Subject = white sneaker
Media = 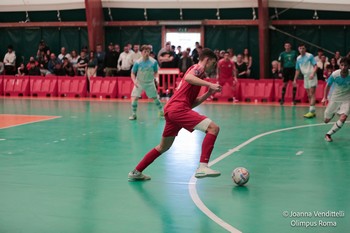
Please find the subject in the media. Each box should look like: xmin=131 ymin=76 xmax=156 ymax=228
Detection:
xmin=195 ymin=166 xmax=221 ymax=178
xmin=128 ymin=170 xmax=151 ymax=181
xmin=128 ymin=114 xmax=137 ymax=120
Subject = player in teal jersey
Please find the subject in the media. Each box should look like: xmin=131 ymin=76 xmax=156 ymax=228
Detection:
xmin=294 ymin=44 xmax=318 ymax=118
xmin=322 ymin=57 xmax=350 ymax=142
xmin=129 ymin=45 xmax=163 ymax=120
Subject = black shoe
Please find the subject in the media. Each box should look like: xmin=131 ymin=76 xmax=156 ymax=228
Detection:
xmin=292 ymin=100 xmax=297 ymax=105
xmin=280 ymin=100 xmax=284 ymax=105
xmin=325 ymin=134 xmax=333 ymax=142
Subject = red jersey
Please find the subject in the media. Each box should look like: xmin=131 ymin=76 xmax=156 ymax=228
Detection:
xmin=164 ymin=64 xmax=206 ymax=114
xmin=218 ymin=59 xmax=235 ymax=80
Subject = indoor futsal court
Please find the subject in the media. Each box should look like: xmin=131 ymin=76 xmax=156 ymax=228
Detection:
xmin=0 ymin=97 xmax=349 ymax=233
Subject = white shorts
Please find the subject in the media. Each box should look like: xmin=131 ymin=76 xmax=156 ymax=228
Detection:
xmin=304 ymin=76 xmax=318 ymax=89
xmin=324 ymin=101 xmax=350 ymax=119
xmin=131 ymin=81 xmax=158 ymax=98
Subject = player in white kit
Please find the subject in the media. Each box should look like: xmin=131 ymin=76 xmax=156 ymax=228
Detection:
xmin=322 ymin=57 xmax=350 ymax=142
xmin=129 ymin=45 xmax=164 ymax=120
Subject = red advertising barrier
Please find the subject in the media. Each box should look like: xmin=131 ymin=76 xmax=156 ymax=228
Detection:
xmin=158 ymin=68 xmax=180 ymax=96
xmin=274 ymin=79 xmax=308 ymax=103
xmin=3 ymin=75 xmax=30 ymax=96
xmin=58 ymin=76 xmax=87 ymax=97
xmin=315 ymin=80 xmax=326 ymax=103
xmin=239 ymin=79 xmax=257 ymax=102
xmin=117 ymin=76 xmax=133 ymax=98
xmin=30 ymin=76 xmax=58 ymax=97
xmin=0 ymin=75 xmax=3 ymax=96
xmin=90 ymin=77 xmax=118 ymax=98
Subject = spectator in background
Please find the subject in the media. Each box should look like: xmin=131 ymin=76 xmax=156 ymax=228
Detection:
xmin=26 ymin=56 xmax=39 ymax=71
xmin=214 ymin=49 xmax=220 ymax=60
xmin=191 ymin=41 xmax=200 ymax=63
xmin=117 ymin=44 xmax=133 ymax=76
xmin=28 ymin=60 xmax=41 ymax=76
xmin=39 ymin=54 xmax=50 ymax=76
xmin=316 ymin=55 xmax=330 ymax=81
xmin=176 ymin=46 xmax=182 ymax=57
xmin=329 ymin=57 xmax=339 ymax=72
xmin=77 ymin=50 xmax=88 ymax=76
xmin=86 ymin=51 xmax=98 ymax=80
xmin=314 ymin=49 xmax=328 ymax=63
xmin=53 ymin=63 xmax=65 ymax=76
xmin=114 ymin=44 xmax=121 ymax=54
xmin=334 ymin=51 xmax=342 ymax=66
xmin=235 ymin=54 xmax=248 ymax=78
xmin=192 ymin=45 xmax=202 ymax=64
xmin=242 ymin=48 xmax=252 ymax=77
xmin=227 ymin=48 xmax=237 ymax=63
xmin=0 ymin=59 xmax=4 ymax=74
xmin=62 ymin=57 xmax=74 ymax=77
xmin=104 ymin=43 xmax=119 ymax=76
xmin=58 ymin=47 xmax=72 ymax=62
xmin=37 ymin=40 xmax=50 ymax=55
xmin=4 ymin=45 xmax=16 ymax=75
xmin=171 ymin=45 xmax=180 ymax=68
xmin=17 ymin=63 xmax=28 ymax=76
xmin=70 ymin=50 xmax=80 ymax=69
xmin=47 ymin=53 xmax=61 ymax=74
xmin=95 ymin=44 xmax=105 ymax=77
xmin=271 ymin=60 xmax=281 ymax=79
xmin=157 ymin=42 xmax=173 ymax=68
xmin=178 ymin=50 xmax=193 ymax=75
xmin=219 ymin=50 xmax=225 ymax=60
xmin=130 ymin=44 xmax=142 ymax=65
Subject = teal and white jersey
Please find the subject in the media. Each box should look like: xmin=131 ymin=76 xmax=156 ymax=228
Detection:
xmin=327 ymin=69 xmax=350 ymax=102
xmin=132 ymin=57 xmax=159 ymax=83
xmin=295 ymin=52 xmax=317 ymax=78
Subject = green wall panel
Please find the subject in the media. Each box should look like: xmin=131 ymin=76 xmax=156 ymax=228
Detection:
xmin=104 ymin=27 xmax=161 ymax=54
xmin=205 ymin=26 xmax=259 ymax=78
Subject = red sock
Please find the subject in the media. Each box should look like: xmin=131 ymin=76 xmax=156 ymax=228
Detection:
xmin=200 ymin=133 xmax=217 ymax=163
xmin=135 ymin=148 xmax=161 ymax=172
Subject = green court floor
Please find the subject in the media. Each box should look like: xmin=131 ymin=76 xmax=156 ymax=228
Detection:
xmin=0 ymin=98 xmax=349 ymax=233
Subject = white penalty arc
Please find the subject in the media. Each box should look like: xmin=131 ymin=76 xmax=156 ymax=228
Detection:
xmin=189 ymin=122 xmax=338 ymax=233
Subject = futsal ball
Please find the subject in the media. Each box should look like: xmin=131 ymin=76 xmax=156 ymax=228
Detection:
xmin=232 ymin=167 xmax=250 ymax=186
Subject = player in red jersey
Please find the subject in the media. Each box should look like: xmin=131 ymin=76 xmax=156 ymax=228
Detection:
xmin=217 ymin=51 xmax=238 ymax=101
xmin=128 ymin=48 xmax=222 ymax=181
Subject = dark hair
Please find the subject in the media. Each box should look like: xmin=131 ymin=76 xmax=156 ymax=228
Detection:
xmin=298 ymin=43 xmax=306 ymax=48
xmin=339 ymin=57 xmax=350 ymax=66
xmin=199 ymin=48 xmax=217 ymax=61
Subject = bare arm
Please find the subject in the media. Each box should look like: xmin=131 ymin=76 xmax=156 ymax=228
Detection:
xmin=184 ymin=74 xmax=222 ymax=108
xmin=322 ymin=84 xmax=331 ymax=104
xmin=309 ymin=65 xmax=318 ymax=80
xmin=192 ymin=89 xmax=216 ymax=108
xmin=293 ymin=69 xmax=300 ymax=83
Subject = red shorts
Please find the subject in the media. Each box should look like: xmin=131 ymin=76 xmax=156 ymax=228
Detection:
xmin=218 ymin=79 xmax=234 ymax=87
xmin=162 ymin=109 xmax=207 ymax=137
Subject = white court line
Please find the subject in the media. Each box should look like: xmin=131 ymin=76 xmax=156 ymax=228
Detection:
xmin=189 ymin=122 xmax=343 ymax=233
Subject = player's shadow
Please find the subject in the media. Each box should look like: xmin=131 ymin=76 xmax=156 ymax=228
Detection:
xmin=129 ymin=181 xmax=176 ymax=233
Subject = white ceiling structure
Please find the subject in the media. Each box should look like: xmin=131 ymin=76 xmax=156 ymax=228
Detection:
xmin=0 ymin=0 xmax=349 ymax=12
